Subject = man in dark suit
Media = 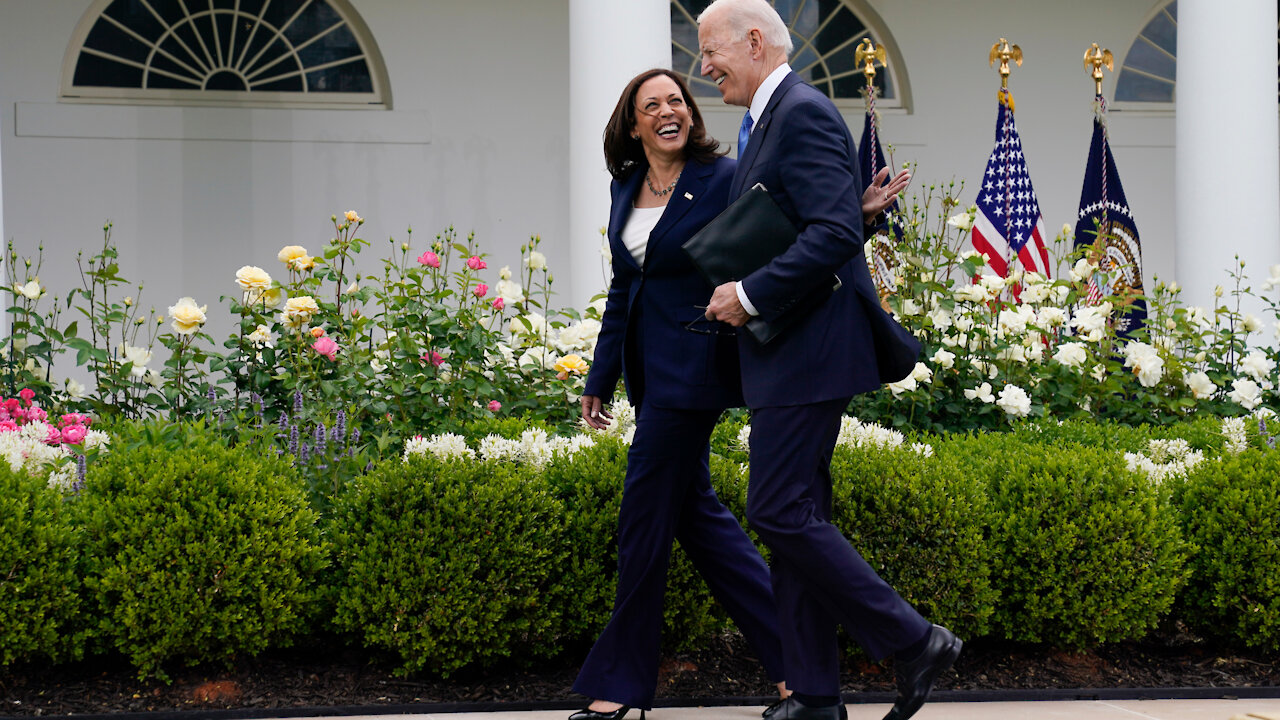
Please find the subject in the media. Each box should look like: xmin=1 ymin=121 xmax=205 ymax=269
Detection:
xmin=697 ymin=2 xmax=961 ymax=720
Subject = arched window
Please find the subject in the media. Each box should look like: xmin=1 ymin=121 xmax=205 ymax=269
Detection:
xmin=1115 ymin=0 xmax=1280 ymax=105
xmin=670 ymin=0 xmax=910 ymax=110
xmin=61 ymin=0 xmax=391 ymax=109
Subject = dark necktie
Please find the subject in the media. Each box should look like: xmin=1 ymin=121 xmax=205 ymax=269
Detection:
xmin=738 ymin=111 xmax=754 ymax=156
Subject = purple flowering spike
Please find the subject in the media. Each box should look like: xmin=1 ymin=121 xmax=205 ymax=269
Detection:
xmin=289 ymin=425 xmax=300 ymax=456
xmin=293 ymin=391 xmax=304 ymax=414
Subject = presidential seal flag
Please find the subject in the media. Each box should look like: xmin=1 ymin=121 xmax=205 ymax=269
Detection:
xmin=1074 ymin=111 xmax=1147 ymax=336
xmin=858 ymin=102 xmax=903 ymax=299
xmin=970 ymin=89 xmax=1052 ymax=282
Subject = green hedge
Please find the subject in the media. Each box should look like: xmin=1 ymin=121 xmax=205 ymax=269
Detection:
xmin=948 ymin=435 xmax=1190 ymax=647
xmin=0 ymin=466 xmax=86 ymax=665
xmin=5 ymin=413 xmax=1276 ymax=678
xmin=76 ymin=435 xmax=325 ymax=680
xmin=830 ymin=444 xmax=998 ymax=641
xmin=327 ymin=454 xmax=569 ymax=676
xmin=1177 ymin=449 xmax=1280 ymax=650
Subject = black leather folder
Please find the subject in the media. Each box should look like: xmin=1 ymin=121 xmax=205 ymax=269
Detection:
xmin=682 ymin=184 xmax=839 ymax=344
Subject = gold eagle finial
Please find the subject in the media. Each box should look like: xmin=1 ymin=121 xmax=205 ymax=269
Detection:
xmin=1083 ymin=43 xmax=1115 ymax=96
xmin=989 ymin=38 xmax=1023 ymax=90
xmin=855 ymin=38 xmax=887 ymax=84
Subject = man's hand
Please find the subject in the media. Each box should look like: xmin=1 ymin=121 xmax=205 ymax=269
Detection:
xmin=705 ymin=282 xmax=750 ymax=327
xmin=580 ymin=395 xmax=613 ymax=430
xmin=862 ymin=166 xmax=912 ymax=219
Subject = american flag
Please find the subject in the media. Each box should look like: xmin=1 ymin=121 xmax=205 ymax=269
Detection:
xmin=971 ymin=90 xmax=1052 ymax=281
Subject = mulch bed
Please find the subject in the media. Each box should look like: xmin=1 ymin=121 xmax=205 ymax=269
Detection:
xmin=3 ymin=630 xmax=1278 ymax=717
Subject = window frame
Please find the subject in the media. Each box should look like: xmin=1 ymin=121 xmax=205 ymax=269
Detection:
xmin=59 ymin=0 xmax=393 ymax=110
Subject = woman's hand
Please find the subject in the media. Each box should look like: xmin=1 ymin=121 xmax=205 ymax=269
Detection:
xmin=580 ymin=395 xmax=614 ymax=430
xmin=862 ymin=166 xmax=912 ymax=219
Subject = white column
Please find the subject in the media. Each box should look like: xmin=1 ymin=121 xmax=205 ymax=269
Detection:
xmin=1175 ymin=0 xmax=1280 ymax=315
xmin=568 ymin=0 xmax=671 ymax=306
xmin=0 ymin=112 xmax=6 ymax=340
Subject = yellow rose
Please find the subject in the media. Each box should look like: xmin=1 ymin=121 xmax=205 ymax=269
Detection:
xmin=247 ymin=286 xmax=286 ymax=309
xmin=553 ymin=354 xmax=589 ymax=375
xmin=344 ymin=210 xmax=363 ymax=224
xmin=278 ymin=245 xmax=308 ymax=265
xmin=290 ymin=254 xmax=316 ymax=272
xmin=283 ymin=295 xmax=320 ymax=321
xmin=168 ymin=296 xmax=208 ymax=335
xmin=235 ymin=265 xmax=272 ymax=291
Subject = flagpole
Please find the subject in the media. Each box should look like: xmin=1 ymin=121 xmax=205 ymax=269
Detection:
xmin=990 ymin=39 xmax=1022 ymax=274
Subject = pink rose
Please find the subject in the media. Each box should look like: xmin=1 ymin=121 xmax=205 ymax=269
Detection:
xmin=492 ymin=297 xmax=505 ymax=311
xmin=474 ymin=283 xmax=488 ymax=298
xmin=422 ymin=351 xmax=445 ymax=367
xmin=18 ymin=388 xmax=34 ymax=404
xmin=488 ymin=400 xmax=502 ymax=412
xmin=0 ymin=420 xmax=17 ymax=433
xmin=312 ymin=336 xmax=339 ymax=361
xmin=44 ymin=426 xmax=62 ymax=445
xmin=3 ymin=399 xmax=20 ymax=414
xmin=61 ymin=424 xmax=87 ymax=445
xmin=418 ymin=251 xmax=440 ymax=268
xmin=60 ymin=413 xmax=91 ymax=427
xmin=466 ymin=256 xmax=487 ymax=270
xmin=27 ymin=407 xmax=47 ymax=423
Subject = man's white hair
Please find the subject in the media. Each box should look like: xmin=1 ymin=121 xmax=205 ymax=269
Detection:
xmin=698 ymin=0 xmax=794 ymax=55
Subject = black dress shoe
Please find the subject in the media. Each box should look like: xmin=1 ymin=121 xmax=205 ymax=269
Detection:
xmin=569 ymin=706 xmax=643 ymax=720
xmin=882 ymin=625 xmax=962 ymax=720
xmin=762 ymin=697 xmax=846 ymax=720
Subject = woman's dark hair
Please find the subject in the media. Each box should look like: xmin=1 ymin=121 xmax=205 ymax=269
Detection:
xmin=603 ymin=68 xmax=725 ymax=181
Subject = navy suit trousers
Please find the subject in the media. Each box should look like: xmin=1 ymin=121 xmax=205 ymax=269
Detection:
xmin=573 ymin=403 xmax=784 ymax=708
xmin=746 ymin=399 xmax=931 ymax=696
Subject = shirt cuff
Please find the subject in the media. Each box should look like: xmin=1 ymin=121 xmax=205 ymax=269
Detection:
xmin=735 ymin=281 xmax=760 ymax=317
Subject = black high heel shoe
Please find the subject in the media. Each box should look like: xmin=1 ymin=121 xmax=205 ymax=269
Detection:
xmin=569 ymin=705 xmax=644 ymax=720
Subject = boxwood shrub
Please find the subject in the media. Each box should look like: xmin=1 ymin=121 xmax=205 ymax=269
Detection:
xmin=0 ymin=467 xmax=86 ymax=665
xmin=954 ymin=435 xmax=1189 ymax=647
xmin=77 ymin=435 xmax=325 ymax=679
xmin=1176 ymin=449 xmax=1280 ymax=650
xmin=328 ymin=454 xmax=569 ymax=676
xmin=830 ymin=444 xmax=998 ymax=642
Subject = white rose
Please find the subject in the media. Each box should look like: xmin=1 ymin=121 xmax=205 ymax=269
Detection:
xmin=1020 ymin=282 xmax=1050 ymax=304
xmin=1053 ymin=342 xmax=1087 ymax=369
xmin=499 ymin=265 xmax=513 ymax=281
xmin=1037 ymin=306 xmax=1067 ymax=328
xmin=118 ymin=343 xmax=152 ymax=376
xmin=900 ymin=299 xmax=921 ymax=317
xmin=65 ymin=378 xmax=87 ymax=399
xmin=144 ymin=368 xmax=164 ymax=388
xmin=1184 ymin=371 xmax=1217 ymax=400
xmin=955 ymin=284 xmax=989 ymax=304
xmin=1240 ymin=350 xmax=1275 ymax=381
xmin=1228 ymin=377 xmax=1263 ymax=410
xmin=1091 ymin=363 xmax=1108 ymax=382
xmin=946 ymin=211 xmax=973 ymax=231
xmin=930 ymin=348 xmax=955 ymax=369
xmin=997 ymin=384 xmax=1031 ymax=418
xmin=910 ymin=362 xmax=933 ymax=383
xmin=1243 ymin=314 xmax=1264 ymax=334
xmin=525 ymin=251 xmax=547 ymax=271
xmin=509 ymin=312 xmax=546 ymax=337
xmin=248 ymin=324 xmax=274 ymax=348
xmin=886 ymin=375 xmax=918 ymax=397
xmin=927 ymin=308 xmax=953 ymax=331
xmin=14 ymin=280 xmax=41 ymax=300
xmin=1070 ymin=258 xmax=1097 ymax=284
xmin=979 ymin=274 xmax=1007 ymax=296
xmin=964 ymin=382 xmax=995 ymax=404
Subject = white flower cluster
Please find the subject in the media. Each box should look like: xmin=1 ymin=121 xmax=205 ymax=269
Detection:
xmin=1123 ymin=438 xmax=1204 ymax=483
xmin=1221 ymin=416 xmax=1249 ymax=455
xmin=1122 ymin=341 xmax=1164 ymax=388
xmin=403 ymin=432 xmax=474 ymax=461
xmin=583 ymin=398 xmax=637 ymax=445
xmin=478 ymin=429 xmax=596 ymax=467
xmin=403 ymin=429 xmax=597 ymax=467
xmin=0 ymin=422 xmax=110 ymax=491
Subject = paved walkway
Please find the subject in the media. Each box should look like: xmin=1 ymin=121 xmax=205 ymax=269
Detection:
xmin=247 ymin=702 xmax=1280 ymax=720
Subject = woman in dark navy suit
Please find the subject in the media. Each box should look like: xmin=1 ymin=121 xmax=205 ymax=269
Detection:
xmin=569 ymin=69 xmax=786 ymax=720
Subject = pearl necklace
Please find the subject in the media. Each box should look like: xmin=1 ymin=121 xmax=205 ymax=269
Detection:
xmin=646 ymin=168 xmax=683 ymax=197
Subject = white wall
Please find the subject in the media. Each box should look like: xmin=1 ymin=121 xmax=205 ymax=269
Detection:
xmin=0 ymin=0 xmax=571 ymax=347
xmin=2 ymin=0 xmax=1270 ymax=371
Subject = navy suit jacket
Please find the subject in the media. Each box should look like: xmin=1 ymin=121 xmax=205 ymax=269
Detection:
xmin=731 ymin=72 xmax=888 ymax=409
xmin=583 ymin=156 xmax=743 ymax=410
